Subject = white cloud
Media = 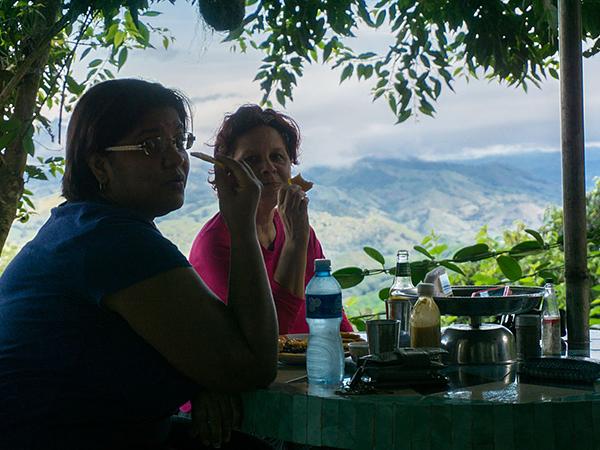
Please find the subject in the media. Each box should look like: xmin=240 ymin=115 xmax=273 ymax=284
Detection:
xmin=53 ymin=1 xmax=600 ymax=169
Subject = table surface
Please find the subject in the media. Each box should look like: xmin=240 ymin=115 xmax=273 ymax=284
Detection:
xmin=240 ymin=330 xmax=600 ymax=449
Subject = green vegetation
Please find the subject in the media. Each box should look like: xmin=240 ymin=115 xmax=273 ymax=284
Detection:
xmin=336 ymin=179 xmax=600 ymax=330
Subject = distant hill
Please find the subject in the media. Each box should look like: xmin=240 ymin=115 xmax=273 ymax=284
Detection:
xmin=5 ymin=150 xmax=598 ymax=272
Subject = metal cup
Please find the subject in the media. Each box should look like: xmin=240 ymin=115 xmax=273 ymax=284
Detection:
xmin=366 ymin=319 xmax=400 ymax=355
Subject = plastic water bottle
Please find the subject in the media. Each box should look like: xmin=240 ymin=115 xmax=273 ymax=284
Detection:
xmin=305 ymin=259 xmax=344 ymax=387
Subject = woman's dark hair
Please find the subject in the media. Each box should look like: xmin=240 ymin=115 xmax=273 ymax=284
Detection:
xmin=62 ymin=78 xmax=192 ymax=201
xmin=212 ymin=104 xmax=300 ymax=163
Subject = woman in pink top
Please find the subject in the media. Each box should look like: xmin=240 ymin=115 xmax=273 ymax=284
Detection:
xmin=189 ymin=104 xmax=353 ymax=334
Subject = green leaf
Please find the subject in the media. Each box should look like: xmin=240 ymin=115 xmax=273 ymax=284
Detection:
xmin=23 ymin=195 xmax=35 ymax=209
xmin=65 ymin=75 xmax=84 ymax=95
xmin=410 ymin=261 xmax=432 ymax=285
xmin=363 ymin=246 xmax=385 ymax=266
xmin=378 ymin=287 xmax=390 ymax=301
xmin=509 ymin=240 xmax=543 ymax=257
xmin=439 ymin=260 xmax=465 ymax=276
xmin=375 ymin=10 xmax=386 ymax=27
xmin=332 ymin=267 xmax=365 ymax=289
xmin=117 ymin=47 xmax=128 ymax=69
xmin=524 ymin=229 xmax=544 ymax=246
xmin=452 ymin=243 xmax=490 ymax=262
xmin=429 ymin=244 xmax=448 ymax=256
xmin=113 ymin=30 xmax=125 ymax=48
xmin=358 ymin=52 xmax=377 ymax=59
xmin=22 ymin=135 xmax=35 ymax=156
xmin=396 ymin=108 xmax=411 ymax=123
xmin=413 ymin=245 xmax=434 ymax=259
xmin=388 ymin=94 xmax=398 ymax=114
xmin=538 ymin=269 xmax=558 ymax=282
xmin=136 ymin=22 xmax=150 ymax=46
xmin=80 ymin=47 xmax=92 ymax=60
xmin=323 ymin=40 xmax=334 ymax=61
xmin=88 ymin=59 xmax=102 ymax=68
xmin=275 ymin=89 xmax=286 ymax=107
xmin=349 ymin=317 xmax=366 ymax=332
xmin=340 ymin=64 xmax=354 ymax=82
xmin=496 ymin=255 xmax=522 ymax=281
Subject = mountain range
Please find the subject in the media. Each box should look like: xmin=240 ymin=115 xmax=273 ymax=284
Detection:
xmin=5 ymin=149 xmax=599 ymax=274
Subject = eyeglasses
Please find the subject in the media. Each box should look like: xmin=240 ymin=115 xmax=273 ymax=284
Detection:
xmin=105 ymin=132 xmax=196 ymax=157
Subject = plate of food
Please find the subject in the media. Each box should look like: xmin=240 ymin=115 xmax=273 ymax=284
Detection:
xmin=278 ymin=332 xmax=366 ymax=365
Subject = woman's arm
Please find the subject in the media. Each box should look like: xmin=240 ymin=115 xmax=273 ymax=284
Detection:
xmin=104 ymin=156 xmax=278 ymax=391
xmin=274 ymin=184 xmax=310 ymax=298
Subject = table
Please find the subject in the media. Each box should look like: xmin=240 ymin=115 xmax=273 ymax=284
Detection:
xmin=240 ymin=332 xmax=600 ymax=449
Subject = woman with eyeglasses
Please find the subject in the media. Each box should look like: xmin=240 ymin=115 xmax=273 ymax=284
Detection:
xmin=0 ymin=79 xmax=277 ymax=450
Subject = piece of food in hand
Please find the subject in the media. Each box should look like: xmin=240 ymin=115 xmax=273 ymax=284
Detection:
xmin=290 ymin=173 xmax=314 ymax=192
xmin=190 ymin=151 xmax=226 ymax=168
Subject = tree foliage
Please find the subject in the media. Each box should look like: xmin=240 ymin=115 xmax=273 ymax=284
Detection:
xmin=231 ymin=0 xmax=600 ymax=122
xmin=1 ymin=1 xmax=173 ymax=216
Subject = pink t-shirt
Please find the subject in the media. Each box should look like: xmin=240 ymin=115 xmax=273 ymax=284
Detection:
xmin=189 ymin=211 xmax=353 ymax=334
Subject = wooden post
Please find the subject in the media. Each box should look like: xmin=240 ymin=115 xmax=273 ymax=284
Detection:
xmin=559 ymin=0 xmax=589 ymax=355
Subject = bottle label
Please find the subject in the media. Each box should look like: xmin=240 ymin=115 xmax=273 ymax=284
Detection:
xmin=306 ymin=293 xmax=342 ymax=319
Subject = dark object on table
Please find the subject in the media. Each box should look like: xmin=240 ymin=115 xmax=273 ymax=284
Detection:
xmin=361 ymin=347 xmax=448 ymax=386
xmin=518 ymin=356 xmax=600 ymax=384
xmin=515 ymin=314 xmax=541 ymax=361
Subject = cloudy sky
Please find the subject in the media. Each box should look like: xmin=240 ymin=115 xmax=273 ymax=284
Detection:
xmin=64 ymin=2 xmax=600 ymax=169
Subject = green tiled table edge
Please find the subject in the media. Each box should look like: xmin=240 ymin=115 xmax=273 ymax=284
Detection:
xmin=241 ymin=390 xmax=600 ymax=449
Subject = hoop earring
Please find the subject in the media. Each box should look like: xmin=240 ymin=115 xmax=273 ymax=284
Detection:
xmin=98 ymin=180 xmax=107 ymax=192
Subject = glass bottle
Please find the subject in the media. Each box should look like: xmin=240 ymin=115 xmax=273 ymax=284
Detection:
xmin=386 ymin=250 xmax=414 ymax=347
xmin=541 ymin=280 xmax=561 ymax=356
xmin=410 ymin=282 xmax=441 ymax=348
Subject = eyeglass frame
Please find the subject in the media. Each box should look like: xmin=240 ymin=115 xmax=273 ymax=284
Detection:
xmin=104 ymin=132 xmax=196 ymax=157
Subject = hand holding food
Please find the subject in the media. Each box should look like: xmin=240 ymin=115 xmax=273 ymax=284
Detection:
xmin=277 ymin=182 xmax=310 ymax=246
xmin=213 ymin=155 xmax=262 ymax=233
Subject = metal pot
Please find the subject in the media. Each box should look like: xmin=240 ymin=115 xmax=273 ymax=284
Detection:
xmin=441 ymin=323 xmax=516 ymax=364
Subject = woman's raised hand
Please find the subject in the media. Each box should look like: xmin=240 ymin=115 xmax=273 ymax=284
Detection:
xmin=277 ymin=183 xmax=310 ymax=246
xmin=214 ymin=155 xmax=262 ymax=234
xmin=274 ymin=183 xmax=310 ymax=298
